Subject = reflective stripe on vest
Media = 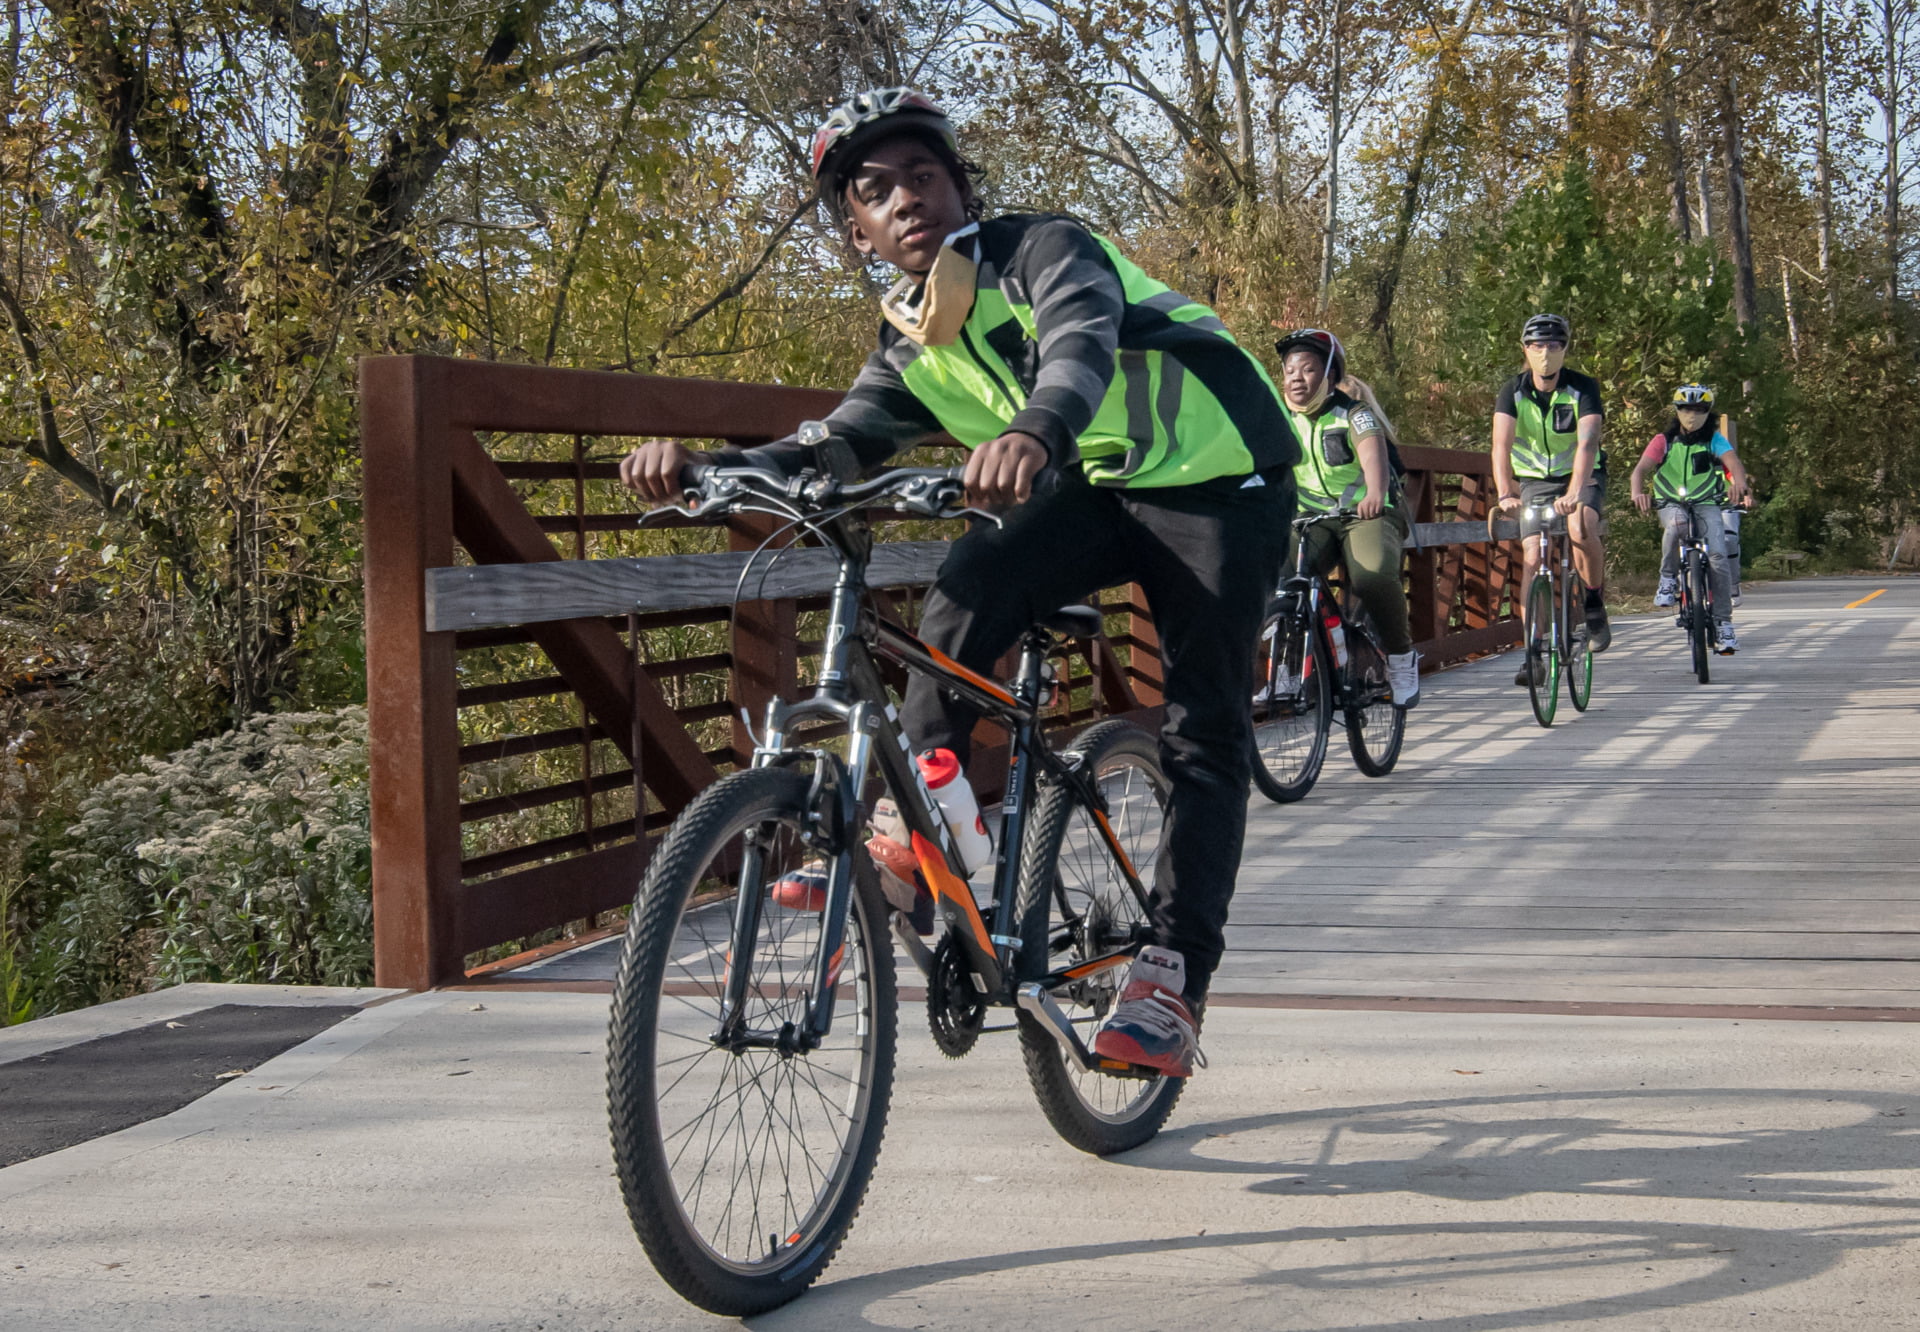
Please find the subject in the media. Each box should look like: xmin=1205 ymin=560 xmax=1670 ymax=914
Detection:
xmin=1290 ymin=403 xmax=1374 ymax=512
xmin=1511 ymin=383 xmax=1582 ymax=479
xmin=897 ymin=233 xmax=1274 ymax=488
xmin=1653 ymin=433 xmax=1730 ymax=504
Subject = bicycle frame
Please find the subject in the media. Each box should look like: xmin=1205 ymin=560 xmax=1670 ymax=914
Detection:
xmin=1274 ymin=512 xmax=1391 ymax=709
xmin=717 ymin=501 xmax=1149 ymax=1055
xmin=1524 ymin=501 xmax=1577 ymax=655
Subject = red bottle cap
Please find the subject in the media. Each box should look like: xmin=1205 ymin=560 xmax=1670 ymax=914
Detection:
xmin=916 ymin=748 xmax=961 ymax=789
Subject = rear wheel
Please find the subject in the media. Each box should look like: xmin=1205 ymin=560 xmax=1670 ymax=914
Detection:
xmin=1342 ymin=599 xmax=1406 ymax=776
xmin=1249 ymin=598 xmax=1333 ymax=803
xmin=606 ymin=767 xmax=896 ymax=1316
xmin=1526 ymin=573 xmax=1560 ymax=727
xmin=1016 ymin=721 xmax=1184 ymax=1156
xmin=1565 ymin=568 xmax=1593 ymax=712
xmin=1687 ymin=554 xmax=1712 ymax=684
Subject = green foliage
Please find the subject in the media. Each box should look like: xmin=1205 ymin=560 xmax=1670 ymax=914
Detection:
xmin=32 ymin=708 xmax=371 ymax=1008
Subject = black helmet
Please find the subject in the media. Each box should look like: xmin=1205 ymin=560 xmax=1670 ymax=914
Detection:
xmin=1672 ymin=383 xmax=1715 ymax=410
xmin=810 ymin=88 xmax=957 ymax=196
xmin=1274 ymin=328 xmax=1346 ymax=385
xmin=1522 ymin=312 xmax=1571 ymax=344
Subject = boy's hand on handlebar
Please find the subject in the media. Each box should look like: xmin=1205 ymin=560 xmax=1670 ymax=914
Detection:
xmin=619 ymin=440 xmax=700 ymax=504
xmin=1355 ymin=494 xmax=1384 ymax=520
xmin=964 ymin=431 xmax=1050 ymax=509
xmin=1552 ymin=492 xmax=1580 ymax=516
xmin=1495 ymin=493 xmax=1521 ymax=515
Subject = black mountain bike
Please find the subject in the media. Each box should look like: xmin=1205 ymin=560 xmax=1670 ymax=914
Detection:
xmin=1512 ymin=498 xmax=1593 ymax=727
xmin=1667 ymin=502 xmax=1716 ymax=684
xmin=607 ymin=439 xmax=1178 ymax=1316
xmin=1249 ymin=509 xmax=1406 ymax=803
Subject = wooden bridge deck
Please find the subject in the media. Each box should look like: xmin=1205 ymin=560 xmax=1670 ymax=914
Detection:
xmin=502 ymin=576 xmax=1920 ymax=1013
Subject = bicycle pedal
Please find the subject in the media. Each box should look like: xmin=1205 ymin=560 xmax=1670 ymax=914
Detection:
xmin=1092 ymin=1056 xmax=1162 ymax=1080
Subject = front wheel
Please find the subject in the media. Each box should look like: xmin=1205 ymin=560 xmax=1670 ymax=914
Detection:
xmin=1016 ymin=721 xmax=1184 ymax=1156
xmin=607 ymin=767 xmax=896 ymax=1316
xmin=1687 ymin=555 xmax=1712 ymax=684
xmin=1249 ymin=600 xmax=1333 ymax=803
xmin=1526 ymin=573 xmax=1561 ymax=727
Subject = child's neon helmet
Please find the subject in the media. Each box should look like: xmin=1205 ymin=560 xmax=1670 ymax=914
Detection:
xmin=1672 ymin=383 xmax=1716 ymax=410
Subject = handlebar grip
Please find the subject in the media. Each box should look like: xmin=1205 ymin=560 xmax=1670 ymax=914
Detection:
xmin=677 ymin=461 xmax=714 ymax=495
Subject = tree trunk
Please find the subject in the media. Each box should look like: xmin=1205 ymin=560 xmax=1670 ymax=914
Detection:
xmin=1783 ymin=257 xmax=1801 ymax=358
xmin=1883 ymin=0 xmax=1901 ymax=306
xmin=1567 ymin=0 xmax=1590 ymax=140
xmin=1718 ymin=75 xmax=1757 ymax=327
xmin=1319 ymin=0 xmax=1342 ymax=314
xmin=1369 ymin=0 xmax=1480 ymax=365
xmin=1697 ymin=157 xmax=1715 ymax=240
xmin=1650 ymin=0 xmax=1691 ymax=241
xmin=1815 ymin=0 xmax=1834 ymax=279
xmin=1221 ymin=0 xmax=1257 ymax=205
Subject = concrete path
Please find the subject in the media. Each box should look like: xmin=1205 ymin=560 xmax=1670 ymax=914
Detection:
xmin=3 ymin=990 xmax=1917 ymax=1330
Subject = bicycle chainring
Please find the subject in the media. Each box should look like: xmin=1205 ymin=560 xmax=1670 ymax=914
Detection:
xmin=926 ymin=933 xmax=988 ymax=1058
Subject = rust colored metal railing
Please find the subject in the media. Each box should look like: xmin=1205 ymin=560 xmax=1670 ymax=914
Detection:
xmin=361 ymin=356 xmax=1520 ymax=990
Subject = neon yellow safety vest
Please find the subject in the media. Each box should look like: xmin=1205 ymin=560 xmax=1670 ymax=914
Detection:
xmin=1511 ymin=384 xmax=1584 ymax=480
xmin=895 ymin=220 xmax=1292 ymax=487
xmin=1290 ymin=397 xmax=1390 ymax=512
xmin=1653 ymin=431 xmax=1730 ymax=504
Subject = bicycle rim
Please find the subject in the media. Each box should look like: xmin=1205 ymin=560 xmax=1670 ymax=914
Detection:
xmin=1342 ymin=609 xmax=1405 ymax=776
xmin=1250 ymin=606 xmax=1332 ymax=802
xmin=1689 ymin=559 xmax=1712 ymax=683
xmin=1526 ymin=575 xmax=1559 ymax=727
xmin=1017 ymin=722 xmax=1183 ymax=1152
xmin=607 ymin=768 xmax=894 ymax=1313
xmin=1565 ymin=569 xmax=1593 ymax=711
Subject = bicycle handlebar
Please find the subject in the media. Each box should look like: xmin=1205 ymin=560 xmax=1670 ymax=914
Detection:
xmin=641 ymin=462 xmax=991 ymax=528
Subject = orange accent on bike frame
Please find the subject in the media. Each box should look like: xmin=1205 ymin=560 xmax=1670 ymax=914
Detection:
xmin=911 ymin=831 xmax=994 ymax=954
xmin=1063 ymin=951 xmax=1132 ymax=980
xmin=920 ymin=643 xmax=1018 ymax=707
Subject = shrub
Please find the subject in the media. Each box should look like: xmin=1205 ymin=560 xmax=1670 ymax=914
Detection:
xmin=39 ymin=706 xmax=371 ymax=1005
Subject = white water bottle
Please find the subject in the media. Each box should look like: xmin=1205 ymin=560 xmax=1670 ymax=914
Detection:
xmin=916 ymin=748 xmax=993 ymax=874
xmin=1322 ymin=608 xmax=1350 ymax=670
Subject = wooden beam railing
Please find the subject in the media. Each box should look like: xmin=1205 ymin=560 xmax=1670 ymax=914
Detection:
xmin=361 ymin=356 xmax=1521 ymax=989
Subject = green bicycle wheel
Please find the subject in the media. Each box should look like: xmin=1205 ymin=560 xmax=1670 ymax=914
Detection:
xmin=1526 ymin=574 xmax=1560 ymax=727
xmin=1565 ymin=568 xmax=1593 ymax=712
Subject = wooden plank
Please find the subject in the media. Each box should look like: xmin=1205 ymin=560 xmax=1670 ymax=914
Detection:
xmin=1412 ymin=517 xmax=1522 ymax=548
xmin=425 ymin=540 xmax=953 ymax=632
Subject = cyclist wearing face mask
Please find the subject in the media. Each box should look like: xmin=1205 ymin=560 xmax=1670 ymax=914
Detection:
xmin=1631 ymin=384 xmax=1749 ymax=654
xmin=1274 ymin=328 xmax=1420 ymax=707
xmin=620 ymin=89 xmax=1297 ymax=1079
xmin=1492 ymin=313 xmax=1612 ymax=686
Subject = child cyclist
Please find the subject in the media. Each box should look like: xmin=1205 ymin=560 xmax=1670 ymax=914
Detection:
xmin=1273 ymin=328 xmax=1421 ymax=707
xmin=620 ymin=88 xmax=1297 ymax=1077
xmin=1630 ymin=384 xmax=1750 ymax=654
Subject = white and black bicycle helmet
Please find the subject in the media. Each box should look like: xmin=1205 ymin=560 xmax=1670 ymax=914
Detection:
xmin=810 ymin=88 xmax=958 ymax=196
xmin=1671 ymin=383 xmax=1716 ymax=410
xmin=1274 ymin=327 xmax=1347 ymax=384
xmin=1521 ymin=312 xmax=1571 ymax=344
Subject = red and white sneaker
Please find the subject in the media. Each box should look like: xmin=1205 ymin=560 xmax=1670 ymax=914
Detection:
xmin=769 ymin=861 xmax=828 ymax=912
xmin=1090 ymin=946 xmax=1206 ymax=1077
xmin=867 ymin=834 xmax=935 ymax=935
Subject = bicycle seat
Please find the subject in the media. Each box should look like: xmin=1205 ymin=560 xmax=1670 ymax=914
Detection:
xmin=1038 ymin=604 xmax=1104 ymax=639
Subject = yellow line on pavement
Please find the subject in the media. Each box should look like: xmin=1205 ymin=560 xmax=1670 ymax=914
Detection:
xmin=1844 ymin=588 xmax=1887 ymax=608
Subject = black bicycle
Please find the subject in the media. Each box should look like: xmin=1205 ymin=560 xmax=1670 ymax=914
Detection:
xmin=1667 ymin=502 xmax=1716 ymax=684
xmin=1511 ymin=499 xmax=1593 ymax=727
xmin=607 ymin=436 xmax=1178 ymax=1315
xmin=1249 ymin=509 xmax=1405 ymax=803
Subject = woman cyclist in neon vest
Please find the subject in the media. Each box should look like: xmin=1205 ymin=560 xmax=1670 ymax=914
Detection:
xmin=620 ymin=88 xmax=1297 ymax=1078
xmin=1630 ymin=384 xmax=1750 ymax=654
xmin=1273 ymin=328 xmax=1421 ymax=707
xmin=1491 ymin=313 xmax=1612 ymax=686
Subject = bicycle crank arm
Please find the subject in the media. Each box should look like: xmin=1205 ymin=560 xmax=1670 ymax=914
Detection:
xmin=1016 ymin=983 xmax=1098 ymax=1071
xmin=892 ymin=914 xmax=935 ymax=978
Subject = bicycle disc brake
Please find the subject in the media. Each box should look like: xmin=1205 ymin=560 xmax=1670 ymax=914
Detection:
xmin=927 ymin=933 xmax=988 ymax=1058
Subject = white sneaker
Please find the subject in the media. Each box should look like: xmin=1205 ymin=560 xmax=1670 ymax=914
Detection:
xmin=1732 ymin=589 xmax=1742 ymax=608
xmin=1252 ymin=669 xmax=1297 ymax=704
xmin=1654 ymin=576 xmax=1678 ymax=607
xmin=1386 ymin=650 xmax=1421 ymax=708
xmin=1715 ymin=623 xmax=1739 ymax=655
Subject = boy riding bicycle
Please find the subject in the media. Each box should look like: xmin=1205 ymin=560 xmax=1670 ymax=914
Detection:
xmin=1274 ymin=328 xmax=1420 ymax=708
xmin=1492 ymin=313 xmax=1613 ymax=686
xmin=620 ymin=88 xmax=1296 ymax=1077
xmin=1630 ymin=384 xmax=1750 ymax=654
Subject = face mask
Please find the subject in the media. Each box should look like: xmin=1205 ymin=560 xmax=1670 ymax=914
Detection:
xmin=1525 ymin=342 xmax=1567 ymax=380
xmin=879 ymin=222 xmax=980 ymax=346
xmin=1677 ymin=410 xmax=1709 ymax=435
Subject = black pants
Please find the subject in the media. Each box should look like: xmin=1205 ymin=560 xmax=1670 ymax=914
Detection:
xmin=900 ymin=469 xmax=1292 ymax=998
